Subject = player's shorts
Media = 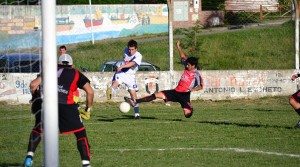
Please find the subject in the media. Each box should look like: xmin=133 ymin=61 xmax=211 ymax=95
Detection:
xmin=59 ymin=104 xmax=85 ymax=134
xmin=113 ymin=71 xmax=138 ymax=91
xmin=161 ymin=89 xmax=193 ymax=111
xmin=291 ymin=90 xmax=300 ymax=103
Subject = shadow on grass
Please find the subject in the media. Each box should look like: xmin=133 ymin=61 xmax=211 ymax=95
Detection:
xmin=97 ymin=115 xmax=157 ymax=122
xmin=164 ymin=118 xmax=184 ymax=122
xmin=0 ymin=163 xmax=22 ymax=167
xmin=198 ymin=120 xmax=294 ymax=129
xmin=232 ymin=108 xmax=281 ymax=112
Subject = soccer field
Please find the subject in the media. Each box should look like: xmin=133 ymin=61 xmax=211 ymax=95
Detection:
xmin=1 ymin=96 xmax=300 ymax=167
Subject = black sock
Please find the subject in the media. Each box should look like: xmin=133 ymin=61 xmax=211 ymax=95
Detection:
xmin=75 ymin=130 xmax=90 ymax=161
xmin=136 ymin=94 xmax=156 ymax=103
xmin=27 ymin=130 xmax=42 ymax=153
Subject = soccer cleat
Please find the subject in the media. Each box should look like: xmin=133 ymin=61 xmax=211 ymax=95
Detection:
xmin=24 ymin=157 xmax=33 ymax=167
xmin=295 ymin=120 xmax=300 ymax=128
xmin=134 ymin=115 xmax=141 ymax=120
xmin=124 ymin=96 xmax=136 ymax=107
xmin=106 ymin=87 xmax=112 ymax=100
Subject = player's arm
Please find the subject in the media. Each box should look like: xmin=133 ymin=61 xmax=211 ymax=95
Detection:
xmin=176 ymin=40 xmax=187 ymax=60
xmin=189 ymin=85 xmax=203 ymax=92
xmin=79 ymin=82 xmax=94 ymax=120
xmin=189 ymin=75 xmax=204 ymax=92
xmin=117 ymin=61 xmax=136 ymax=71
xmin=82 ymin=82 xmax=94 ymax=109
xmin=30 ymin=76 xmax=41 ymax=94
xmin=291 ymin=74 xmax=300 ymax=81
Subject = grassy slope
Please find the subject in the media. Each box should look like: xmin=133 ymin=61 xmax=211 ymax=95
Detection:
xmin=68 ymin=21 xmax=294 ymax=71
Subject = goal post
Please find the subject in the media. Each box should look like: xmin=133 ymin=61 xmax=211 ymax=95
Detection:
xmin=292 ymin=0 xmax=299 ymax=70
xmin=42 ymin=0 xmax=59 ymax=166
xmin=167 ymin=0 xmax=174 ymax=89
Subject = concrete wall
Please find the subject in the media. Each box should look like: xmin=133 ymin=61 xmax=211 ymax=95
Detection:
xmin=0 ymin=69 xmax=296 ymax=104
xmin=225 ymin=0 xmax=279 ymax=12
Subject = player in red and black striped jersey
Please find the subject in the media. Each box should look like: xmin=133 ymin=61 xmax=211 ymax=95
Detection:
xmin=125 ymin=40 xmax=203 ymax=118
xmin=289 ymin=73 xmax=300 ymax=128
xmin=24 ymin=54 xmax=94 ymax=167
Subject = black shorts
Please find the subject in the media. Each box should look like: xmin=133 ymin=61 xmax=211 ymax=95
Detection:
xmin=59 ymin=104 xmax=85 ymax=134
xmin=161 ymin=89 xmax=193 ymax=110
xmin=31 ymin=104 xmax=84 ymax=134
xmin=291 ymin=90 xmax=300 ymax=103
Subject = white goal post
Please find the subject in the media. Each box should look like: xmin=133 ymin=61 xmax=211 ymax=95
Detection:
xmin=42 ymin=0 xmax=59 ymax=166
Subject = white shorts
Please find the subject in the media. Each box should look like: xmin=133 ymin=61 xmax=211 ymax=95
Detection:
xmin=113 ymin=72 xmax=139 ymax=91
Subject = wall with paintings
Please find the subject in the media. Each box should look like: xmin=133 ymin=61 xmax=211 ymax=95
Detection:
xmin=0 ymin=4 xmax=168 ymax=52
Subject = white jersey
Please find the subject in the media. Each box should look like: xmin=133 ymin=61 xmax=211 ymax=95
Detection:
xmin=120 ymin=48 xmax=142 ymax=75
xmin=112 ymin=48 xmax=142 ymax=91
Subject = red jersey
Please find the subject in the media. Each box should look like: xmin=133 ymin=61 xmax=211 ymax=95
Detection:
xmin=57 ymin=66 xmax=90 ymax=104
xmin=174 ymin=69 xmax=202 ymax=92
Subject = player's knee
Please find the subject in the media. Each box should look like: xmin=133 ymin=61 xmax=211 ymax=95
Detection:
xmin=289 ymin=96 xmax=294 ymax=105
xmin=75 ymin=129 xmax=87 ymax=139
xmin=184 ymin=108 xmax=193 ymax=118
xmin=289 ymin=96 xmax=300 ymax=109
xmin=295 ymin=108 xmax=300 ymax=116
xmin=32 ymin=127 xmax=42 ymax=134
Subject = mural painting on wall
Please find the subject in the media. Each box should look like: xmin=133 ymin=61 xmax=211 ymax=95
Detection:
xmin=0 ymin=5 xmax=168 ymax=51
xmin=0 ymin=75 xmax=17 ymax=98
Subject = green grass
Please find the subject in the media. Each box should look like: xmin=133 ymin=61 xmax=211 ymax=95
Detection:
xmin=66 ymin=21 xmax=295 ymax=71
xmin=1 ymin=96 xmax=300 ymax=166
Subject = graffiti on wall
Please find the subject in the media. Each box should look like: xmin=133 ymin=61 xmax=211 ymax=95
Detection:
xmin=15 ymin=80 xmax=31 ymax=95
xmin=201 ymin=72 xmax=291 ymax=95
xmin=0 ymin=71 xmax=295 ymax=104
xmin=0 ymin=5 xmax=168 ymax=51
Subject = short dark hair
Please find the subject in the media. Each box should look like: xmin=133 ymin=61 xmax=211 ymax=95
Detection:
xmin=127 ymin=40 xmax=138 ymax=48
xmin=59 ymin=45 xmax=66 ymax=50
xmin=186 ymin=57 xmax=199 ymax=68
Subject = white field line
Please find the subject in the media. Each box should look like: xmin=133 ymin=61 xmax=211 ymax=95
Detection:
xmin=106 ymin=147 xmax=300 ymax=158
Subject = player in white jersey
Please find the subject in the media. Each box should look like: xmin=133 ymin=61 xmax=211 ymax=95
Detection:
xmin=106 ymin=39 xmax=142 ymax=119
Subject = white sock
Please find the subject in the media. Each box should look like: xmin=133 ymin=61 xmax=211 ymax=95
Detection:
xmin=27 ymin=151 xmax=34 ymax=157
xmin=82 ymin=160 xmax=90 ymax=165
xmin=110 ymin=87 xmax=116 ymax=93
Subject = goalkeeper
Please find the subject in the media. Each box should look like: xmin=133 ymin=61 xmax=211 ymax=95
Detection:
xmin=23 ymin=54 xmax=94 ymax=167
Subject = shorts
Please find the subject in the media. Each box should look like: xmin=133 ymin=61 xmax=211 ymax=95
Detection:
xmin=161 ymin=89 xmax=193 ymax=111
xmin=31 ymin=103 xmax=85 ymax=134
xmin=59 ymin=104 xmax=85 ymax=134
xmin=113 ymin=71 xmax=138 ymax=91
xmin=291 ymin=90 xmax=300 ymax=103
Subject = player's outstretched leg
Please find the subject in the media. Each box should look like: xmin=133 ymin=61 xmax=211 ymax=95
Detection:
xmin=124 ymin=96 xmax=137 ymax=107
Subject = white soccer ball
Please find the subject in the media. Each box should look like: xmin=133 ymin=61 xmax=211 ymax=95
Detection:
xmin=119 ymin=102 xmax=130 ymax=113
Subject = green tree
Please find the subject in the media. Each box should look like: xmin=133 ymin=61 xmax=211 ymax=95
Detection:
xmin=202 ymin=0 xmax=226 ymax=10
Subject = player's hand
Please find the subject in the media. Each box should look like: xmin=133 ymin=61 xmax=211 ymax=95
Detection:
xmin=79 ymin=107 xmax=91 ymax=120
xmin=176 ymin=40 xmax=180 ymax=47
xmin=291 ymin=74 xmax=299 ymax=81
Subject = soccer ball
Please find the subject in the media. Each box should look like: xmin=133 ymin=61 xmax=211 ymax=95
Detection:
xmin=119 ymin=102 xmax=130 ymax=113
